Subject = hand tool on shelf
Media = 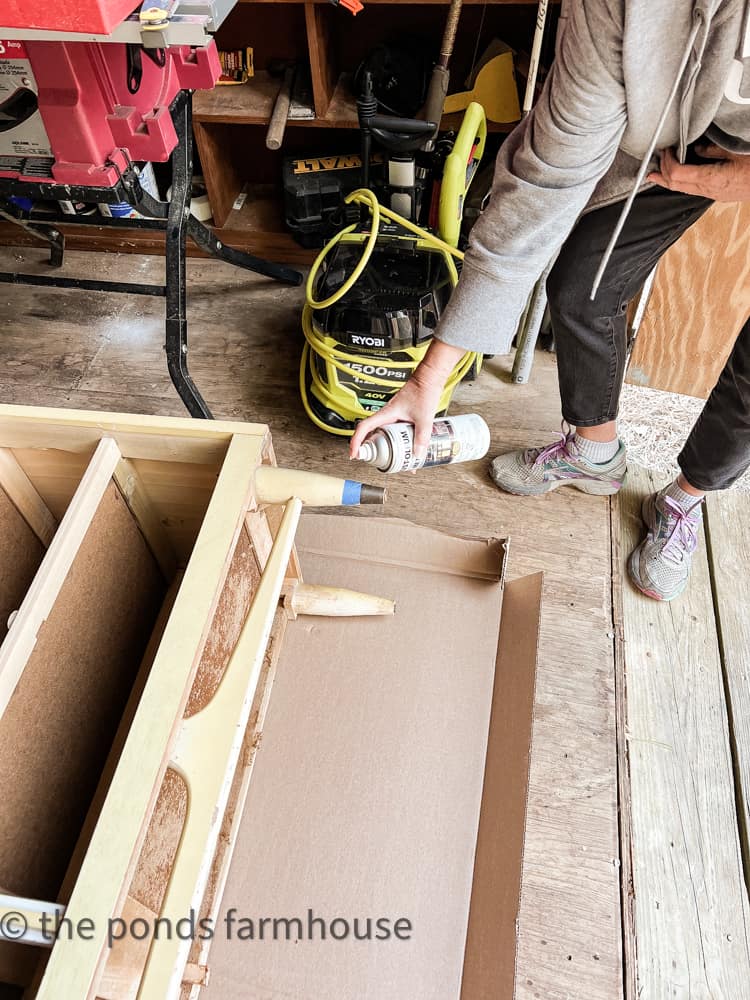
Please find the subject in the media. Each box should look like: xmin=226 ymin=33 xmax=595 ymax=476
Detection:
xmin=266 ymin=61 xmax=297 ymax=151
xmin=421 ymin=0 xmax=464 ymax=150
xmin=327 ymin=0 xmax=364 ymax=14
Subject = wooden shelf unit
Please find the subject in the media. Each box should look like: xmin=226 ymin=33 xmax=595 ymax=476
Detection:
xmin=0 ymin=406 xmax=299 ymax=999
xmin=193 ymin=0 xmax=548 ymax=254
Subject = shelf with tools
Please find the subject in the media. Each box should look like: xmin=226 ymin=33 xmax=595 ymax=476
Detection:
xmin=194 ymin=70 xmax=283 ymax=124
xmin=193 ymin=72 xmax=517 ymax=131
xmin=191 ymin=0 xmax=556 ymax=257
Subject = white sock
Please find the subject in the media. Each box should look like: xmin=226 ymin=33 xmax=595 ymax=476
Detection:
xmin=574 ymin=432 xmax=619 ymax=464
xmin=665 ymin=479 xmax=704 ymax=514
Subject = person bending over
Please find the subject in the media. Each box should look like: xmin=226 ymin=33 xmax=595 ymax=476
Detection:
xmin=350 ymin=0 xmax=750 ymax=602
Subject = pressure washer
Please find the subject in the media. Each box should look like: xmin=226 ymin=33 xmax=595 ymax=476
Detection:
xmin=299 ymin=72 xmax=487 ymax=436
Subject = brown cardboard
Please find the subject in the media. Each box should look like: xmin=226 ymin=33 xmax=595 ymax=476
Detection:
xmin=461 ymin=571 xmax=542 ymax=1000
xmin=204 ymin=514 xmax=540 ymax=1000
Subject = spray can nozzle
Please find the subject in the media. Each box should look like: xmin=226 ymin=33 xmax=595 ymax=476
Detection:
xmin=356 ymin=441 xmax=378 ymax=463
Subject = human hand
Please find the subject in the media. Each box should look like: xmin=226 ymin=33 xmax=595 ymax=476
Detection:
xmin=349 ymin=340 xmax=465 ymax=461
xmin=648 ymin=145 xmax=750 ymax=202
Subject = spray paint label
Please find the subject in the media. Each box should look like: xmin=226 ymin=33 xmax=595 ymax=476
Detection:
xmin=392 ymin=421 xmax=457 ymax=470
xmin=357 ymin=414 xmax=491 ymax=473
xmin=423 ymin=419 xmax=465 ymax=467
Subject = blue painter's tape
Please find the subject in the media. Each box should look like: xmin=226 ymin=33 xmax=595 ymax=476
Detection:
xmin=341 ymin=479 xmax=362 ymax=506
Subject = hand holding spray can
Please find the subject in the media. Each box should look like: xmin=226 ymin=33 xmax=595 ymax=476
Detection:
xmin=355 ymin=414 xmax=491 ymax=473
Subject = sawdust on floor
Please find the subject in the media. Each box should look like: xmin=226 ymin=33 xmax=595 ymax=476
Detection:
xmin=618 ymin=382 xmax=750 ymax=492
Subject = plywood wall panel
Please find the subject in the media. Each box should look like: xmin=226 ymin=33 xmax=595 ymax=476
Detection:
xmin=627 ymin=201 xmax=750 ymax=399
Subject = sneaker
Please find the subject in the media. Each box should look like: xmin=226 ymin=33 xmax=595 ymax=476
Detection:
xmin=627 ymin=488 xmax=703 ymax=601
xmin=489 ymin=424 xmax=627 ymax=497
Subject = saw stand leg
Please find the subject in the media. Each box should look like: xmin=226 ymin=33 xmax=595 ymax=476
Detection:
xmin=160 ymin=102 xmax=302 ymax=285
xmin=0 ymin=207 xmax=65 ymax=269
xmin=155 ymin=93 xmax=303 ymax=418
xmin=164 ymin=94 xmax=209 ymax=418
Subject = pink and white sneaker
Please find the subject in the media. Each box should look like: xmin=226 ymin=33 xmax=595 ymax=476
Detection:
xmin=628 ymin=488 xmax=703 ymax=601
xmin=489 ymin=424 xmax=627 ymax=497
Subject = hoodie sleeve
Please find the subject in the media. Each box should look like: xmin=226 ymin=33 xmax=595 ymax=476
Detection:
xmin=435 ymin=0 xmax=628 ymax=355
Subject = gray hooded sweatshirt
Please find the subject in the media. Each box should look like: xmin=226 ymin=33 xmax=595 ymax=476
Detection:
xmin=435 ymin=0 xmax=750 ymax=355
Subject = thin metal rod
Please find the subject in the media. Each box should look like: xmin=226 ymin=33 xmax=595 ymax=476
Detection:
xmin=20 ymin=212 xmax=167 ymax=231
xmin=627 ymin=264 xmax=658 ymax=353
xmin=512 ymin=258 xmax=554 ymax=384
xmin=590 ymin=19 xmax=702 ymax=300
xmin=510 ymin=0 xmax=551 ymax=385
xmin=0 ymin=207 xmax=65 ymax=266
xmin=186 ymin=217 xmax=302 ymax=286
xmin=523 ymin=0 xmax=549 ymax=116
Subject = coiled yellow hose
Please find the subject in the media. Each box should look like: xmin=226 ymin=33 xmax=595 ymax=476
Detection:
xmin=300 ymin=188 xmax=481 ymax=436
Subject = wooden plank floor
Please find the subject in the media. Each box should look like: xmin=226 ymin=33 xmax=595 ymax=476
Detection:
xmin=706 ymin=492 xmax=750 ymax=860
xmin=616 ymin=466 xmax=750 ymax=998
xmin=0 ymin=247 xmax=623 ymax=998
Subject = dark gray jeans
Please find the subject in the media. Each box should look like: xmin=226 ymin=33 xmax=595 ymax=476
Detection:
xmin=547 ymin=187 xmax=750 ymax=491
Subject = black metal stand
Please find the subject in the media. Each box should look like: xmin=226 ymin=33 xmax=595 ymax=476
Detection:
xmin=0 ymin=91 xmax=303 ymax=418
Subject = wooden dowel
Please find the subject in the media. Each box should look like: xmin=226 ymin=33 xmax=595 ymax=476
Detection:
xmin=266 ymin=65 xmax=294 ymax=151
xmin=255 ymin=466 xmax=385 ymax=507
xmin=0 ymin=893 xmax=64 ymax=947
xmin=287 ymin=583 xmax=395 ymax=618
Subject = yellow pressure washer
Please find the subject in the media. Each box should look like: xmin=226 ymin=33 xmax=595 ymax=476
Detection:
xmin=300 ymin=77 xmax=487 ymax=436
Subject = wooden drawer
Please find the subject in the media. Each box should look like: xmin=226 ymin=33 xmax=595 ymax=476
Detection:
xmin=0 ymin=404 xmax=385 ymax=1000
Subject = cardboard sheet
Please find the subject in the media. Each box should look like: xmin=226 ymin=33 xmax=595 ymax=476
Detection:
xmin=204 ymin=514 xmax=536 ymax=1000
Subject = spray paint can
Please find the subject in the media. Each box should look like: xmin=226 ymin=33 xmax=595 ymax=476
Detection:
xmin=356 ymin=414 xmax=491 ymax=473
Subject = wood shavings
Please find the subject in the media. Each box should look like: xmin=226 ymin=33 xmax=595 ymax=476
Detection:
xmin=619 ymin=384 xmax=750 ymax=492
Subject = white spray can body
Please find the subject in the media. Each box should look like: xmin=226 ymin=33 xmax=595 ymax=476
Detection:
xmin=356 ymin=414 xmax=491 ymax=473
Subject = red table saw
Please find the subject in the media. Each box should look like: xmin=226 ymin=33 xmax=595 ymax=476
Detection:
xmin=0 ymin=0 xmax=302 ymax=417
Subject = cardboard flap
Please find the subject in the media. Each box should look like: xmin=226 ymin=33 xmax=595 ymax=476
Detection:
xmin=296 ymin=514 xmax=507 ymax=583
xmin=461 ymin=572 xmax=543 ymax=1000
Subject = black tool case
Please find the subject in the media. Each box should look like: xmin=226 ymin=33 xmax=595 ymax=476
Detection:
xmin=282 ymin=152 xmax=385 ymax=248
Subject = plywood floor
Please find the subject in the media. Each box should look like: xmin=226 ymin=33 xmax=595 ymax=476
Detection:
xmin=0 ymin=247 xmax=622 ymax=999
